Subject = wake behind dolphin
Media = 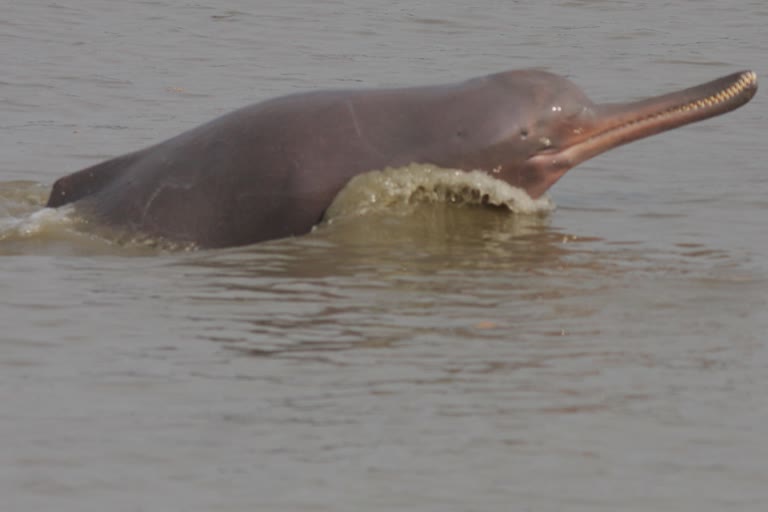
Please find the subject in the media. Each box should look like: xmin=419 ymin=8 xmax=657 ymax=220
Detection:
xmin=44 ymin=69 xmax=757 ymax=249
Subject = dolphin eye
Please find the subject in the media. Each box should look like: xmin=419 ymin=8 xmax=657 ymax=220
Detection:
xmin=519 ymin=128 xmax=529 ymax=140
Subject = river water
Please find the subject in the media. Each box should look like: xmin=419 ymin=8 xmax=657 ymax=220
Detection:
xmin=1 ymin=1 xmax=767 ymax=511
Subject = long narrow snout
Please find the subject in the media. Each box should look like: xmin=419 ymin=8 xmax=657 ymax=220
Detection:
xmin=525 ymin=70 xmax=758 ymax=197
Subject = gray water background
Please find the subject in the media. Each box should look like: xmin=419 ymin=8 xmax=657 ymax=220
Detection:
xmin=1 ymin=1 xmax=767 ymax=510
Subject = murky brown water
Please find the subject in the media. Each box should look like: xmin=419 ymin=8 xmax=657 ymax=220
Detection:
xmin=2 ymin=1 xmax=767 ymax=511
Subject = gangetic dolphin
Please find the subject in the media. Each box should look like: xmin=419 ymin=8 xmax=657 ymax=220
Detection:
xmin=46 ymin=69 xmax=757 ymax=248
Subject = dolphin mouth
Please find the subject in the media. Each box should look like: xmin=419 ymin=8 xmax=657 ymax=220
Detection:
xmin=526 ymin=70 xmax=758 ymax=193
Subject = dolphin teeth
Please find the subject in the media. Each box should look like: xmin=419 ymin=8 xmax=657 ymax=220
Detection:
xmin=673 ymin=70 xmax=757 ymax=114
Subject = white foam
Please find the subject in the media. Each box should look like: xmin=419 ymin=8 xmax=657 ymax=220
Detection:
xmin=324 ymin=164 xmax=555 ymax=222
xmin=0 ymin=206 xmax=76 ymax=240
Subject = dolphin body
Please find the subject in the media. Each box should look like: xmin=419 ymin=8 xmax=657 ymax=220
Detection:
xmin=46 ymin=69 xmax=758 ymax=248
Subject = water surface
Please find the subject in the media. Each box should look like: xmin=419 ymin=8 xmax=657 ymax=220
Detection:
xmin=1 ymin=1 xmax=766 ymax=511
